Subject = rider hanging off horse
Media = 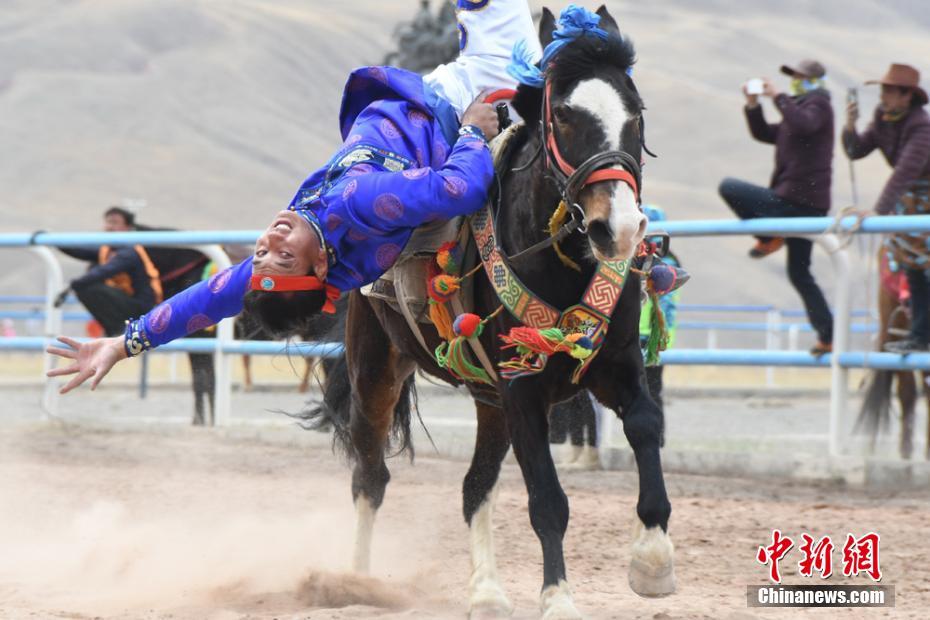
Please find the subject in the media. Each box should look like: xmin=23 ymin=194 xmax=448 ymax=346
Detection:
xmin=48 ymin=2 xmax=687 ymax=615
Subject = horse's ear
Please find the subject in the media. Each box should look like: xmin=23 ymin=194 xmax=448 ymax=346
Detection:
xmin=511 ymin=83 xmax=543 ymax=126
xmin=595 ymin=5 xmax=621 ymax=36
xmin=539 ymin=7 xmax=557 ymax=48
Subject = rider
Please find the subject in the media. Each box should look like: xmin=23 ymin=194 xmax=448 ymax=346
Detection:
xmin=47 ymin=0 xmax=542 ymax=391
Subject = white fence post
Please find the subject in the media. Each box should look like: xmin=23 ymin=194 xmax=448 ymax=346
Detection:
xmin=31 ymin=246 xmax=64 ymax=418
xmin=817 ymin=234 xmax=852 ymax=458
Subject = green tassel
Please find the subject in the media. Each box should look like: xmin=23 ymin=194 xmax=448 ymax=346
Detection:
xmin=436 ymin=337 xmax=494 ymax=385
xmin=644 ymin=292 xmax=669 ymax=367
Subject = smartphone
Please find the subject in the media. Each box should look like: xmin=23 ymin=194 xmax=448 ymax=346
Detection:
xmin=746 ymin=78 xmax=764 ymax=95
xmin=846 ymin=87 xmax=858 ymax=105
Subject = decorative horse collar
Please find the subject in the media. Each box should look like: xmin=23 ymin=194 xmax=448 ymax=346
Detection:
xmin=470 ymin=203 xmax=631 ymax=383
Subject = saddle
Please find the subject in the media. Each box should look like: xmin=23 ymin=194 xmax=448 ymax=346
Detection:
xmin=361 ymin=213 xmax=498 ymax=379
xmin=360 ymin=125 xmax=527 ymax=381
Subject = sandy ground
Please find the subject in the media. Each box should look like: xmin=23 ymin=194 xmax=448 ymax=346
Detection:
xmin=1 ymin=418 xmax=928 ymax=620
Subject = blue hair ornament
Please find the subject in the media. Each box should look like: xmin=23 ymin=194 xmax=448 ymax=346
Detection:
xmin=507 ymin=4 xmax=629 ymax=88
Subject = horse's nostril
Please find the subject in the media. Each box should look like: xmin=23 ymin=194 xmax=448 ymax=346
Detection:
xmin=587 ymin=220 xmax=612 ymax=249
xmin=637 ymin=217 xmax=648 ymax=238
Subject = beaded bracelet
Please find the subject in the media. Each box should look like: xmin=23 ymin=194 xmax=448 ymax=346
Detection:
xmin=123 ymin=318 xmax=151 ymax=357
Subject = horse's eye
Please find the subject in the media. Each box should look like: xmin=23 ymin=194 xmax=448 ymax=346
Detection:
xmin=553 ymin=104 xmax=572 ymax=123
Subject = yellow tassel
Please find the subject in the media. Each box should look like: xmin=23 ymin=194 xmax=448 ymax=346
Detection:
xmin=429 ymin=301 xmax=456 ymax=341
xmin=547 ymin=201 xmax=582 ymax=272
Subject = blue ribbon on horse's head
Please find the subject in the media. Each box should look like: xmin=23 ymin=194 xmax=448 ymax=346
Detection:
xmin=507 ymin=4 xmax=629 ymax=89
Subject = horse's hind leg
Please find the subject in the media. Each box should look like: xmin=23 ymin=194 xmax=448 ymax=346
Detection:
xmin=503 ymin=389 xmax=581 ymax=619
xmin=463 ymin=400 xmax=512 ymax=618
xmin=898 ymin=371 xmax=917 ymax=459
xmin=346 ymin=294 xmax=415 ymax=574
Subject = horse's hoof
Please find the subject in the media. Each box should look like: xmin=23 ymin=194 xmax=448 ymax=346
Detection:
xmin=629 ymin=556 xmax=676 ymax=598
xmin=540 ymin=580 xmax=582 ymax=620
xmin=468 ymin=581 xmax=513 ymax=619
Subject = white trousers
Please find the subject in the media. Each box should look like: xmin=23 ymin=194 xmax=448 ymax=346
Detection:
xmin=423 ymin=0 xmax=542 ymax=120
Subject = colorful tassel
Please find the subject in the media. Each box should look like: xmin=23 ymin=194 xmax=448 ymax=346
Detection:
xmin=435 ymin=337 xmax=493 ymax=385
xmin=643 ymin=291 xmax=669 ymax=366
xmin=498 ymin=326 xmax=594 ymax=380
xmin=435 ymin=241 xmax=461 ymax=275
xmin=453 ymin=313 xmax=482 ymax=338
xmin=547 ymin=201 xmax=582 ymax=272
xmin=428 ymin=274 xmax=460 ymax=303
xmin=429 ymin=300 xmax=456 ymax=341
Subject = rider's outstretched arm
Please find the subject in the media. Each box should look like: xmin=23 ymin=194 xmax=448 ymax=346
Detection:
xmin=46 ymin=258 xmax=253 ymax=393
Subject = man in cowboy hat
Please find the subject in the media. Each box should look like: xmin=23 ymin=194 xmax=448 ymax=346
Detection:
xmin=845 ymin=63 xmax=930 ymax=353
xmin=719 ymin=58 xmax=835 ymax=356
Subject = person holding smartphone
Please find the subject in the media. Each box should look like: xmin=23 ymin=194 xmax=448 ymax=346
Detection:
xmin=844 ymin=64 xmax=930 ymax=353
xmin=718 ymin=59 xmax=835 ymax=356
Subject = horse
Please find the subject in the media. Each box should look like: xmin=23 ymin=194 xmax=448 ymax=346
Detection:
xmin=307 ymin=8 xmax=674 ymax=617
xmin=857 ymin=248 xmax=930 ymax=459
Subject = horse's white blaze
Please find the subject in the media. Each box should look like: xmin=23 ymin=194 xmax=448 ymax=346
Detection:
xmin=628 ymin=516 xmax=676 ymax=597
xmin=540 ymin=579 xmax=582 ymax=619
xmin=352 ymin=495 xmax=377 ymax=574
xmin=567 ymin=78 xmax=646 ymax=258
xmin=566 ymin=78 xmax=627 ymax=151
xmin=609 ymin=183 xmax=647 ymax=257
xmin=468 ymin=484 xmax=512 ymax=615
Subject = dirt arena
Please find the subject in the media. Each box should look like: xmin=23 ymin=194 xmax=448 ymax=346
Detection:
xmin=1 ymin=414 xmax=928 ymax=620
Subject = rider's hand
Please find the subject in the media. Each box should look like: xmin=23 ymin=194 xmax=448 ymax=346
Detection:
xmin=46 ymin=335 xmax=128 ymax=394
xmin=461 ymin=97 xmax=500 ymax=142
xmin=846 ymin=100 xmax=859 ymax=131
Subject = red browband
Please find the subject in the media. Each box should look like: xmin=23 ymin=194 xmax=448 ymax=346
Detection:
xmin=249 ymin=275 xmax=340 ymax=314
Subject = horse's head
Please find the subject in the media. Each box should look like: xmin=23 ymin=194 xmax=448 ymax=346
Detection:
xmin=513 ymin=6 xmax=648 ymax=262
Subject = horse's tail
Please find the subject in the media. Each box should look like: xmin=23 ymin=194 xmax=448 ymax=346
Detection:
xmin=296 ymin=353 xmax=420 ymax=462
xmin=854 ymin=370 xmax=894 ymax=439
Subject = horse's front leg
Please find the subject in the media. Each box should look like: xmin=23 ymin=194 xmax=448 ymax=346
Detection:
xmin=463 ymin=400 xmax=512 ymax=618
xmin=614 ymin=385 xmax=675 ymax=597
xmin=503 ymin=387 xmax=581 ymax=620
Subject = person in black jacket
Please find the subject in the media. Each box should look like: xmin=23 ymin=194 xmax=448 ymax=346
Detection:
xmin=57 ymin=207 xmax=163 ymax=336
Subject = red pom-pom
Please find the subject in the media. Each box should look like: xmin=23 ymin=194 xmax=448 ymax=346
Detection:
xmin=453 ymin=313 xmax=482 ymax=338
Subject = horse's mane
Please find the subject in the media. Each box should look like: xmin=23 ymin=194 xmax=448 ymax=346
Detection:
xmin=548 ymin=34 xmax=636 ymax=93
xmin=512 ymin=33 xmax=638 ymax=125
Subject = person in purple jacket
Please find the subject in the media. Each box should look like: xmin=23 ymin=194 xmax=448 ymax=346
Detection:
xmin=845 ymin=63 xmax=930 ymax=353
xmin=719 ymin=59 xmax=835 ymax=356
xmin=46 ymin=0 xmax=543 ymax=392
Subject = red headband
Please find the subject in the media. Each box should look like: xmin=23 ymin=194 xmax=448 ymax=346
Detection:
xmin=249 ymin=275 xmax=340 ymax=314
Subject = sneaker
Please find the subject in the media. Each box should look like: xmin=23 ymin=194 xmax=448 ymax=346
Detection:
xmin=809 ymin=341 xmax=832 ymax=357
xmin=749 ymin=238 xmax=784 ymax=259
xmin=884 ymin=338 xmax=929 ymax=354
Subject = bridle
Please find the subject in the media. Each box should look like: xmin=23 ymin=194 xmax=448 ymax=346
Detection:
xmin=489 ymin=73 xmax=648 ymax=263
xmin=541 ymin=79 xmax=643 ymax=234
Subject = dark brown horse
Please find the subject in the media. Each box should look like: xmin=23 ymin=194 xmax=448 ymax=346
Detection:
xmin=857 ymin=248 xmax=930 ymax=459
xmin=307 ymin=8 xmax=673 ymax=617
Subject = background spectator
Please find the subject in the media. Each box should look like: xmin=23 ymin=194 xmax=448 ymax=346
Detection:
xmin=56 ymin=207 xmax=162 ymax=336
xmin=719 ymin=59 xmax=835 ymax=356
xmin=844 ymin=64 xmax=930 ymax=353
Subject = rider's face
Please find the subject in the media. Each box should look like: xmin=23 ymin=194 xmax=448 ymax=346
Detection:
xmin=252 ymin=210 xmax=318 ymax=277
